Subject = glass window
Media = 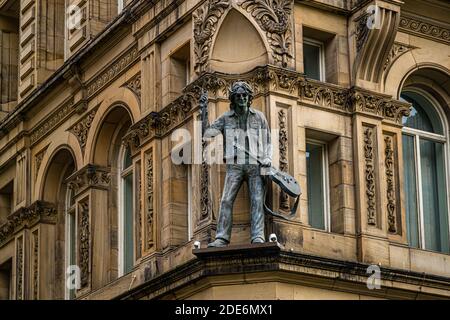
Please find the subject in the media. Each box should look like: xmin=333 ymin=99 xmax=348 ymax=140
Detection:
xmin=65 ymin=189 xmax=76 ymax=300
xmin=120 ymin=146 xmax=134 ymax=275
xmin=303 ymin=39 xmax=325 ymax=81
xmin=402 ymin=90 xmax=449 ymax=253
xmin=306 ymin=141 xmax=330 ymax=231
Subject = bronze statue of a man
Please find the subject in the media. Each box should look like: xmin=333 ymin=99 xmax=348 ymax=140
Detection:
xmin=203 ymin=81 xmax=272 ymax=247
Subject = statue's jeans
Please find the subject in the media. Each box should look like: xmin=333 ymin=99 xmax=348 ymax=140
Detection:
xmin=215 ymin=164 xmax=265 ymax=243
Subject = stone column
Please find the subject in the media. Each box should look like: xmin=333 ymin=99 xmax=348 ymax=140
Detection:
xmin=350 ymin=87 xmax=410 ymax=264
xmin=66 ymin=165 xmax=112 ymax=293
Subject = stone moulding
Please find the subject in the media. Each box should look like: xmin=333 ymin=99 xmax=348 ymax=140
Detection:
xmin=399 ymin=14 xmax=450 ymax=45
xmin=86 ymin=45 xmax=140 ymax=98
xmin=0 ymin=201 xmax=57 ymax=248
xmin=29 ymin=97 xmax=75 ymax=146
xmin=66 ymin=164 xmax=111 ymax=197
xmin=123 ymin=65 xmax=411 ymax=149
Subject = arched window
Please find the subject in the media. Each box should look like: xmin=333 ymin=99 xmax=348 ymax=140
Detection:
xmin=119 ymin=145 xmax=134 ymax=275
xmin=402 ymin=89 xmax=450 ymax=253
xmin=65 ymin=188 xmax=76 ymax=299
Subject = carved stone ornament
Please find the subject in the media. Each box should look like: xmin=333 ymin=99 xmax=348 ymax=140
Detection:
xmin=33 ymin=230 xmax=39 ymax=299
xmin=240 ymin=0 xmax=293 ymax=67
xmin=68 ymin=109 xmax=97 ymax=152
xmin=384 ymin=136 xmax=397 ymax=233
xmin=122 ymin=73 xmax=141 ymax=103
xmin=79 ymin=202 xmax=90 ymax=288
xmin=35 ymin=145 xmax=49 ymax=178
xmin=66 ymin=165 xmax=111 ymax=196
xmin=30 ymin=98 xmax=74 ymax=146
xmin=146 ymin=150 xmax=154 ymax=250
xmin=384 ymin=43 xmax=415 ymax=72
xmin=278 ymin=109 xmax=289 ymax=210
xmin=16 ymin=236 xmax=24 ymax=300
xmin=399 ymin=14 xmax=450 ymax=44
xmin=0 ymin=201 xmax=57 ymax=247
xmin=364 ymin=127 xmax=376 ymax=226
xmin=193 ymin=0 xmax=230 ymax=74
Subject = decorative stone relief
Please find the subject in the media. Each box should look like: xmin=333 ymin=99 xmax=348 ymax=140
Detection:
xmin=193 ymin=0 xmax=230 ymax=74
xmin=122 ymin=73 xmax=141 ymax=103
xmin=384 ymin=136 xmax=397 ymax=233
xmin=32 ymin=230 xmax=39 ymax=299
xmin=240 ymin=0 xmax=293 ymax=67
xmin=363 ymin=127 xmax=376 ymax=226
xmin=278 ymin=109 xmax=289 ymax=210
xmin=399 ymin=15 xmax=450 ymax=44
xmin=86 ymin=46 xmax=139 ymax=97
xmin=146 ymin=150 xmax=154 ymax=250
xmin=35 ymin=145 xmax=49 ymax=178
xmin=0 ymin=202 xmax=56 ymax=247
xmin=79 ymin=201 xmax=90 ymax=288
xmin=68 ymin=109 xmax=97 ymax=153
xmin=16 ymin=236 xmax=24 ymax=300
xmin=67 ymin=165 xmax=111 ymax=196
xmin=30 ymin=98 xmax=74 ymax=146
xmin=384 ymin=43 xmax=415 ymax=72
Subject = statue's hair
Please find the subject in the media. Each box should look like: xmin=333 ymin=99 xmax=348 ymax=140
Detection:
xmin=229 ymin=81 xmax=254 ymax=109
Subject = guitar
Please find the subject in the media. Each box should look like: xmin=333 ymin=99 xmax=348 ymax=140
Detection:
xmin=234 ymin=144 xmax=301 ymax=220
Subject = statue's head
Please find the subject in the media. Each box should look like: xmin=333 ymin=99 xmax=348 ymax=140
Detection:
xmin=229 ymin=81 xmax=254 ymax=112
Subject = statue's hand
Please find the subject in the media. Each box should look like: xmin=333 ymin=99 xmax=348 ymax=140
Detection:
xmin=261 ymin=158 xmax=271 ymax=167
xmin=199 ymin=92 xmax=208 ymax=107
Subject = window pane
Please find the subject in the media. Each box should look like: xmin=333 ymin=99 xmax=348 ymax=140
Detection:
xmin=303 ymin=42 xmax=321 ymax=81
xmin=68 ymin=212 xmax=76 ymax=299
xmin=420 ymin=139 xmax=449 ymax=253
xmin=124 ymin=174 xmax=134 ymax=273
xmin=402 ymin=134 xmax=420 ymax=248
xmin=306 ymin=143 xmax=325 ymax=230
xmin=401 ymin=92 xmax=443 ymax=134
xmin=123 ymin=147 xmax=132 ymax=169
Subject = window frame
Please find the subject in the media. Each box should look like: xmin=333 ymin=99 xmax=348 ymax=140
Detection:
xmin=306 ymin=138 xmax=331 ymax=232
xmin=401 ymin=87 xmax=450 ymax=252
xmin=64 ymin=188 xmax=76 ymax=300
xmin=303 ymin=37 xmax=326 ymax=82
xmin=118 ymin=145 xmax=135 ymax=277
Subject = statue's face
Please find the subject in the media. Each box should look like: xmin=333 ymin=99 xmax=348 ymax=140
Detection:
xmin=232 ymin=87 xmax=249 ymax=111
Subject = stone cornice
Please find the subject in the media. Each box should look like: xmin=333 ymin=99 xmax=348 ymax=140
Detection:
xmin=399 ymin=13 xmax=450 ymax=44
xmin=124 ymin=65 xmax=411 ymax=148
xmin=66 ymin=164 xmax=111 ymax=196
xmin=0 ymin=201 xmax=57 ymax=248
xmin=116 ymin=243 xmax=450 ymax=300
xmin=86 ymin=45 xmax=140 ymax=99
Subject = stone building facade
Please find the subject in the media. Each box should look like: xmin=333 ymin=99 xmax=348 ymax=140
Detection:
xmin=0 ymin=0 xmax=449 ymax=300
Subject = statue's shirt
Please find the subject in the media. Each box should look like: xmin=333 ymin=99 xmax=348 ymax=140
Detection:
xmin=204 ymin=107 xmax=273 ymax=164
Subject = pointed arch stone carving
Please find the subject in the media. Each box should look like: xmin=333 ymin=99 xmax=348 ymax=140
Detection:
xmin=239 ymin=0 xmax=293 ymax=67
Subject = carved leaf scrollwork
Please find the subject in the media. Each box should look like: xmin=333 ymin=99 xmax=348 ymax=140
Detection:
xmin=193 ymin=0 xmax=230 ymax=74
xmin=240 ymin=0 xmax=293 ymax=67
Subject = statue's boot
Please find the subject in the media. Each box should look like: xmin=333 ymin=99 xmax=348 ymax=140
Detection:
xmin=208 ymin=238 xmax=229 ymax=248
xmin=251 ymin=237 xmax=265 ymax=244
